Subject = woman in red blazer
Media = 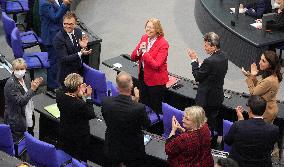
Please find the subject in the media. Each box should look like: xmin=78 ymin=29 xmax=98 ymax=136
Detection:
xmin=165 ymin=106 xmax=214 ymax=167
xmin=131 ymin=18 xmax=169 ymax=118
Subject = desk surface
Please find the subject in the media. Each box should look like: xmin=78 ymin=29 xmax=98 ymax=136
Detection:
xmin=0 ymin=151 xmax=31 ymax=167
xmin=33 ymin=93 xmax=168 ymax=160
xmin=102 ymin=55 xmax=284 ymax=119
xmin=201 ymin=0 xmax=284 ymax=47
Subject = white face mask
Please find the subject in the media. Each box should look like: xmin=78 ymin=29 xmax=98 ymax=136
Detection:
xmin=274 ymin=2 xmax=281 ymax=9
xmin=14 ymin=70 xmax=26 ymax=79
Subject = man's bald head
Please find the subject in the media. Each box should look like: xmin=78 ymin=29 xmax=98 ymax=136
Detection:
xmin=116 ymin=71 xmax=133 ymax=94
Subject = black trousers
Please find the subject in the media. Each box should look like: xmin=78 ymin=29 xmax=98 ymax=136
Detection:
xmin=204 ymin=106 xmax=223 ymax=148
xmin=60 ymin=134 xmax=90 ymax=161
xmin=104 ymin=158 xmax=145 ymax=167
xmin=138 ymin=68 xmax=166 ymax=116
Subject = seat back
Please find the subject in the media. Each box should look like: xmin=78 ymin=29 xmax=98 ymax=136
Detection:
xmin=11 ymin=27 xmax=24 ymax=58
xmin=83 ymin=63 xmax=107 ymax=105
xmin=1 ymin=11 xmax=16 ymax=47
xmin=162 ymin=103 xmax=183 ymax=138
xmin=0 ymin=124 xmax=15 ymax=156
xmin=24 ymin=132 xmax=58 ymax=167
xmin=223 ymin=120 xmax=233 ymax=152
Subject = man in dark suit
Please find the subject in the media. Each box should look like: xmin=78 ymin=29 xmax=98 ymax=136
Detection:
xmin=187 ymin=32 xmax=228 ymax=146
xmin=241 ymin=0 xmax=272 ymax=19
xmin=225 ymin=95 xmax=279 ymax=167
xmin=53 ymin=11 xmax=92 ymax=86
xmin=102 ymin=72 xmax=151 ymax=167
xmin=39 ymin=0 xmax=71 ymax=91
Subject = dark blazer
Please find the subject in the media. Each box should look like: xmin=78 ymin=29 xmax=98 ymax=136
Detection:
xmin=56 ymin=90 xmax=96 ymax=138
xmin=39 ymin=0 xmax=69 ymax=46
xmin=245 ymin=0 xmax=272 ymax=18
xmin=267 ymin=9 xmax=284 ymax=31
xmin=191 ymin=50 xmax=228 ymax=108
xmin=4 ymin=74 xmax=35 ymax=142
xmin=225 ymin=118 xmax=279 ymax=167
xmin=53 ymin=28 xmax=83 ymax=85
xmin=101 ymin=95 xmax=151 ymax=162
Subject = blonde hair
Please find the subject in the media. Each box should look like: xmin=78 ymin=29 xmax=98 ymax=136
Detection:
xmin=280 ymin=0 xmax=284 ymax=10
xmin=145 ymin=18 xmax=164 ymax=37
xmin=184 ymin=106 xmax=207 ymax=129
xmin=64 ymin=73 xmax=83 ymax=93
xmin=12 ymin=58 xmax=27 ymax=70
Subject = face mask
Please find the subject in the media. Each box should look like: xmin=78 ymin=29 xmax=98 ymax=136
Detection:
xmin=274 ymin=2 xmax=280 ymax=9
xmin=14 ymin=70 xmax=26 ymax=79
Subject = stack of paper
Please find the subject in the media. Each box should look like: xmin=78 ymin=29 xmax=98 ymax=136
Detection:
xmin=44 ymin=103 xmax=60 ymax=118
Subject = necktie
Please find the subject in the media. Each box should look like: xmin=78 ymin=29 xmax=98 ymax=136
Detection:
xmin=71 ymin=34 xmax=78 ymax=47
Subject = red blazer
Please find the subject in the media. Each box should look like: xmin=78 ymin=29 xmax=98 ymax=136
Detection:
xmin=165 ymin=123 xmax=214 ymax=167
xmin=131 ymin=34 xmax=169 ymax=86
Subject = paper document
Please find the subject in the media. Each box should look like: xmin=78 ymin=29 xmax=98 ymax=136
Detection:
xmin=166 ymin=75 xmax=180 ymax=88
xmin=44 ymin=103 xmax=60 ymax=118
xmin=113 ymin=63 xmax=122 ymax=68
xmin=144 ymin=134 xmax=152 ymax=145
xmin=250 ymin=22 xmax=262 ymax=29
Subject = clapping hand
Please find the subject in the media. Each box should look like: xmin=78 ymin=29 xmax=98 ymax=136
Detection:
xmin=187 ymin=49 xmax=198 ymax=60
xmin=79 ymin=34 xmax=89 ymax=48
xmin=138 ymin=42 xmax=146 ymax=55
xmin=84 ymin=85 xmax=92 ymax=97
xmin=250 ymin=63 xmax=258 ymax=76
xmin=235 ymin=106 xmax=244 ymax=120
xmin=81 ymin=48 xmax=92 ymax=55
xmin=131 ymin=87 xmax=140 ymax=102
xmin=241 ymin=67 xmax=250 ymax=76
xmin=31 ymin=77 xmax=43 ymax=91
xmin=63 ymin=0 xmax=72 ymax=5
xmin=172 ymin=116 xmax=185 ymax=133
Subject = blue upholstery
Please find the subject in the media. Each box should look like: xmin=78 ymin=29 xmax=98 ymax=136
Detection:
xmin=223 ymin=120 xmax=233 ymax=152
xmin=162 ymin=103 xmax=183 ymax=138
xmin=146 ymin=106 xmax=163 ymax=125
xmin=0 ymin=124 xmax=25 ymax=157
xmin=1 ymin=11 xmax=42 ymax=49
xmin=24 ymin=132 xmax=72 ymax=167
xmin=83 ymin=63 xmax=109 ymax=105
xmin=0 ymin=0 xmax=29 ymax=14
xmin=107 ymin=81 xmax=119 ymax=97
xmin=11 ymin=27 xmax=49 ymax=69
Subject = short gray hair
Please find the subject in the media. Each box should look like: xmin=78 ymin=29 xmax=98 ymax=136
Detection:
xmin=203 ymin=32 xmax=220 ymax=48
xmin=184 ymin=106 xmax=207 ymax=129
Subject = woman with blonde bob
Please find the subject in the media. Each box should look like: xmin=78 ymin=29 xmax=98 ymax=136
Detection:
xmin=4 ymin=58 xmax=43 ymax=142
xmin=131 ymin=18 xmax=169 ymax=119
xmin=56 ymin=73 xmax=96 ymax=162
xmin=165 ymin=106 xmax=214 ymax=167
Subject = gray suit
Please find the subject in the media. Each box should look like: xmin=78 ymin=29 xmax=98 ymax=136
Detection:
xmin=4 ymin=74 xmax=36 ymax=142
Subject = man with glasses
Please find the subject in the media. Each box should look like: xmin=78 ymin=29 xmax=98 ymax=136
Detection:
xmin=224 ymin=95 xmax=279 ymax=167
xmin=187 ymin=32 xmax=228 ymax=148
xmin=53 ymin=11 xmax=92 ymax=87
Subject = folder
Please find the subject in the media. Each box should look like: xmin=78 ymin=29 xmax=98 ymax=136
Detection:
xmin=44 ymin=103 xmax=60 ymax=119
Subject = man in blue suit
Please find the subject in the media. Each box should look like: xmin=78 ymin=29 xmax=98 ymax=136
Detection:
xmin=242 ymin=0 xmax=272 ymax=18
xmin=39 ymin=0 xmax=72 ymax=91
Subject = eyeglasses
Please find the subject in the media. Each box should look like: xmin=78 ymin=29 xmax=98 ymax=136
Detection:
xmin=63 ymin=22 xmax=75 ymax=26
